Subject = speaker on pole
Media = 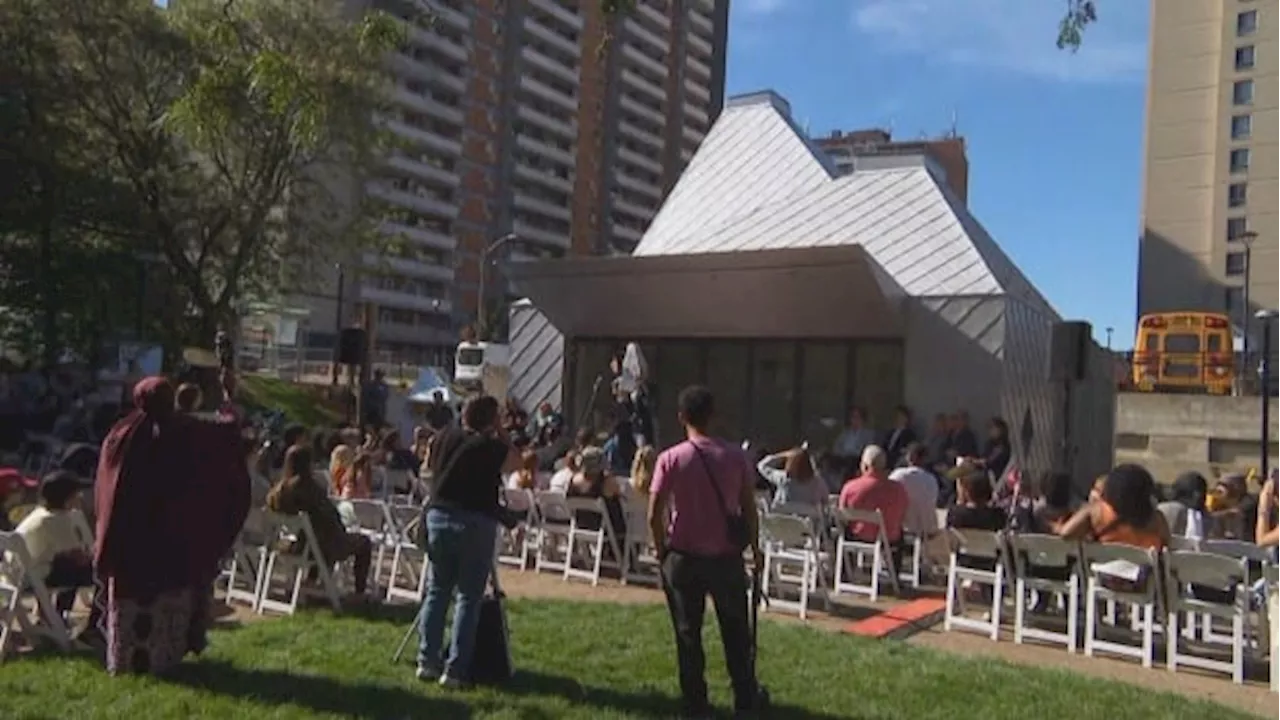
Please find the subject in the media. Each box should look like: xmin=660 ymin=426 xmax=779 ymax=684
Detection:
xmin=337 ymin=327 xmax=367 ymax=366
xmin=1049 ymin=321 xmax=1092 ymax=382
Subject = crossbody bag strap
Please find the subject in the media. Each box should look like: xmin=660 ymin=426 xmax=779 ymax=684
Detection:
xmin=688 ymin=440 xmax=733 ymax=523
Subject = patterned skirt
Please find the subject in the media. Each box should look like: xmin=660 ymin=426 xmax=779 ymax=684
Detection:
xmin=103 ymin=578 xmax=208 ymax=676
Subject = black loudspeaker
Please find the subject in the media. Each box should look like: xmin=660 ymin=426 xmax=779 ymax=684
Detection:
xmin=1049 ymin=321 xmax=1092 ymax=382
xmin=337 ymin=327 xmax=367 ymax=366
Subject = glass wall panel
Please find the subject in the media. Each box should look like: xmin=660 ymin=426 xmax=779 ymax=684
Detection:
xmin=570 ymin=340 xmax=617 ymax=434
xmin=851 ymin=341 xmax=905 ymax=437
xmin=799 ymin=343 xmax=849 ymax=450
xmin=705 ymin=342 xmax=750 ymax=443
xmin=651 ymin=341 xmax=703 ymax=448
xmin=749 ymin=341 xmax=798 ymax=450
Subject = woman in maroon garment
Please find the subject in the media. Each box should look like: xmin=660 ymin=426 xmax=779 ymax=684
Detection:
xmin=94 ymin=375 xmax=250 ymax=675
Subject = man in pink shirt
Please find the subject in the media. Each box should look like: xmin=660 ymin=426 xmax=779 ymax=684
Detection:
xmin=648 ymin=385 xmax=764 ymax=719
xmin=838 ymin=444 xmax=909 ymax=544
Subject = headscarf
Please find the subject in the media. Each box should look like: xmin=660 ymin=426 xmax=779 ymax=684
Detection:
xmin=95 ymin=376 xmax=250 ymax=595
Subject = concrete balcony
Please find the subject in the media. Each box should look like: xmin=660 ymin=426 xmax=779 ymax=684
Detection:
xmin=519 ymin=75 xmax=577 ymax=114
xmin=619 ymin=119 xmax=664 ymax=151
xmin=611 ymin=222 xmax=643 ymax=245
xmin=514 ymin=191 xmax=571 ymax=223
xmin=429 ymin=2 xmax=470 ymax=31
xmin=622 ymin=40 xmax=668 ymax=79
xmin=391 ymin=53 xmax=466 ymax=94
xmin=687 ymin=29 xmax=712 ymax=58
xmin=613 ymin=196 xmax=656 ymax=223
xmin=392 ymin=87 xmax=464 ymax=126
xmin=368 ymin=183 xmax=458 ymax=219
xmin=383 ymin=119 xmax=463 ymax=157
xmin=529 ymin=0 xmax=584 ymax=30
xmin=379 ymin=221 xmax=456 ymax=253
xmin=624 ymin=18 xmax=669 ymax=54
xmin=684 ymin=77 xmax=710 ymax=103
xmin=685 ymin=52 xmax=711 ymax=81
xmin=523 ymin=16 xmax=580 ymax=57
xmin=361 ymin=251 xmax=454 ymax=282
xmin=521 ymin=45 xmax=579 ymax=86
xmin=617 ymin=145 xmax=663 ymax=175
xmin=614 ymin=169 xmax=662 ymax=201
xmin=516 ymin=102 xmax=577 ymax=141
xmin=515 ymin=133 xmax=575 ymax=167
xmin=386 ymin=154 xmax=460 ymax=188
xmin=620 ymin=92 xmax=666 ymax=127
xmin=636 ymin=2 xmax=669 ymax=29
xmin=512 ymin=220 xmax=570 ymax=250
xmin=620 ymin=68 xmax=666 ymax=104
xmin=515 ymin=162 xmax=574 ymax=194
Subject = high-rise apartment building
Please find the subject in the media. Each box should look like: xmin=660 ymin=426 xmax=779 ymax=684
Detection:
xmin=814 ymin=129 xmax=970 ymax=204
xmin=310 ymin=0 xmax=729 ymax=365
xmin=1138 ymin=0 xmax=1277 ymax=332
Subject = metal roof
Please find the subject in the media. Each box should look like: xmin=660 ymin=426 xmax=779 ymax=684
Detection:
xmin=633 ymin=91 xmax=1059 ymax=319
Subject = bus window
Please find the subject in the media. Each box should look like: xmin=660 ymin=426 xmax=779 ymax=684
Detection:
xmin=1142 ymin=334 xmax=1159 ymax=352
xmin=1164 ymin=334 xmax=1200 ymax=354
xmin=1207 ymin=335 xmax=1223 ymax=353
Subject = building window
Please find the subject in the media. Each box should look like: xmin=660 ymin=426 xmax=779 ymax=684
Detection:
xmin=1233 ymin=79 xmax=1254 ymax=105
xmin=1236 ymin=45 xmax=1256 ymax=70
xmin=1227 ymin=216 xmax=1249 ymax=240
xmin=1225 ymin=287 xmax=1245 ymax=312
xmin=1226 ymin=252 xmax=1247 ymax=276
xmin=1231 ymin=114 xmax=1252 ymax=139
xmin=1228 ymin=182 xmax=1248 ymax=207
xmin=1230 ymin=148 xmax=1251 ymax=173
xmin=1238 ymin=9 xmax=1258 ymax=36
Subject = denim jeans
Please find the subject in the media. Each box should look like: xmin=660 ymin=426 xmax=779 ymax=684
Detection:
xmin=417 ymin=506 xmax=498 ymax=680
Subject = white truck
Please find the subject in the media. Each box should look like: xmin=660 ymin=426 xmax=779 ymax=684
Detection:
xmin=454 ymin=340 xmax=511 ymax=399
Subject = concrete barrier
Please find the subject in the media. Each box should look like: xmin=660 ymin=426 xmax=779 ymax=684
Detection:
xmin=1114 ymin=392 xmax=1278 ymax=481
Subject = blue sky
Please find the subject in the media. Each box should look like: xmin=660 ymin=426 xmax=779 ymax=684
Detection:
xmin=726 ymin=0 xmax=1149 ymax=348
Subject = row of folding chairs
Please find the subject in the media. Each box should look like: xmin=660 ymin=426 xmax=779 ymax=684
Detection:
xmin=497 ymin=488 xmax=656 ymax=587
xmin=0 ymin=511 xmax=95 ymax=661
xmin=944 ymin=528 xmax=1276 ymax=685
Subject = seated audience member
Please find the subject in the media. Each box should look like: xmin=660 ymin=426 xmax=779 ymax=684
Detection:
xmin=757 ymin=447 xmax=826 ymax=509
xmin=1256 ymin=472 xmax=1278 ymax=548
xmin=381 ymin=429 xmax=418 ymax=473
xmin=506 ymin=449 xmax=542 ymax=491
xmin=568 ymin=447 xmax=626 ymax=539
xmin=549 ymin=451 xmax=578 ymax=494
xmin=1207 ymin=471 xmax=1257 ymax=541
xmin=833 ymin=407 xmax=876 ymax=470
xmin=271 ymin=424 xmax=309 ymax=474
xmin=602 ymin=419 xmax=638 ymax=477
xmin=946 ymin=471 xmax=1006 ymax=532
xmin=814 ymin=452 xmax=845 ymax=495
xmin=1157 ymin=471 xmax=1210 ymax=540
xmin=13 ymin=470 xmax=98 ymax=627
xmin=838 ymin=445 xmax=908 ymax=545
xmin=267 ymin=446 xmax=373 ymax=600
xmin=1058 ymin=464 xmax=1169 ymax=550
xmin=1031 ymin=470 xmax=1074 ymax=534
xmin=882 ymin=405 xmax=917 ymax=469
xmin=629 ymin=445 xmax=657 ymax=499
xmin=889 ymin=443 xmax=939 ymax=538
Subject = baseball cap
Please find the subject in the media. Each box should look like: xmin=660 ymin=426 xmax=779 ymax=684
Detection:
xmin=578 ymin=446 xmax=606 ymax=475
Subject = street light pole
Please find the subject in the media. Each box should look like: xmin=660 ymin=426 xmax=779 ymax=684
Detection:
xmin=1258 ymin=309 xmax=1276 ymax=481
xmin=1105 ymin=326 xmax=1113 ymax=350
xmin=475 ymin=233 xmax=517 ymax=341
xmin=331 ymin=262 xmax=345 ymax=386
xmin=1239 ymin=231 xmax=1256 ymax=387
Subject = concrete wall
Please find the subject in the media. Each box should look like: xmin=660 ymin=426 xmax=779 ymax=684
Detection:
xmin=1114 ymin=392 xmax=1279 ymax=481
xmin=902 ymin=296 xmax=1005 ymax=435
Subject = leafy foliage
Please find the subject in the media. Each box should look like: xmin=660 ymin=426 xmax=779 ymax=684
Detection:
xmin=0 ymin=0 xmax=402 ymax=364
xmin=1057 ymin=0 xmax=1098 ymax=51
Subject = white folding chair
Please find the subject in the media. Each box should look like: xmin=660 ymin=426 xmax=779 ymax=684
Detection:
xmin=385 ymin=503 xmax=428 ymax=603
xmin=943 ymin=528 xmax=1007 ymax=641
xmin=1081 ymin=542 xmax=1162 ymax=668
xmin=760 ymin=513 xmax=826 ymax=619
xmin=621 ymin=495 xmax=657 ymax=585
xmin=344 ymin=499 xmax=396 ymax=589
xmin=498 ymin=488 xmax=538 ymax=570
xmin=898 ymin=532 xmax=925 ymax=589
xmin=1164 ymin=550 xmax=1250 ymax=683
xmin=1199 ymin=539 xmax=1272 ymax=649
xmin=1266 ymin=563 xmax=1278 ymax=693
xmin=0 ymin=532 xmax=73 ymax=660
xmin=833 ymin=508 xmax=900 ymax=602
xmin=534 ymin=491 xmax=573 ymax=575
xmin=563 ymin=497 xmax=621 ymax=586
xmin=1168 ymin=535 xmax=1201 ymax=552
xmin=1008 ymin=533 xmax=1082 ymax=651
xmin=256 ymin=512 xmax=342 ymax=615
xmin=220 ymin=507 xmax=271 ymax=608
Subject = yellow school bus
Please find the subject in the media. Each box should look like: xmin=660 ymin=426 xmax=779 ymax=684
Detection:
xmin=1131 ymin=312 xmax=1234 ymax=395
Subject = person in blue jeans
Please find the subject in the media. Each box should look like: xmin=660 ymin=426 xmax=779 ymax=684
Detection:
xmin=416 ymin=395 xmax=519 ymax=687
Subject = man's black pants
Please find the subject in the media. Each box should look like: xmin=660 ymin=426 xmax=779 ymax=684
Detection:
xmin=661 ymin=550 xmax=758 ymax=715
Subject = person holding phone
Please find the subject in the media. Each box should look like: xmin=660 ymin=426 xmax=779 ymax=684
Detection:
xmin=415 ymin=395 xmax=520 ymax=689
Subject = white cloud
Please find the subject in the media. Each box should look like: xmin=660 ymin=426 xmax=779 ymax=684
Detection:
xmin=851 ymin=0 xmax=1147 ymax=83
xmin=741 ymin=0 xmax=786 ymax=16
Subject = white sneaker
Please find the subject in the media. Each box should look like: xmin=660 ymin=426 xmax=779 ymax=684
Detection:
xmin=438 ymin=674 xmax=466 ymax=689
xmin=415 ymin=665 xmax=441 ymax=681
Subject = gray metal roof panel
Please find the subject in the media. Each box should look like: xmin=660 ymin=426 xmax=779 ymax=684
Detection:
xmin=634 ymin=94 xmax=1046 ymax=302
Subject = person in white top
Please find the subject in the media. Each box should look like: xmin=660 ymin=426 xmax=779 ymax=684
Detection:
xmin=12 ymin=470 xmax=98 ymax=626
xmin=548 ymin=451 xmax=579 ymax=493
xmin=888 ymin=443 xmax=939 ymax=537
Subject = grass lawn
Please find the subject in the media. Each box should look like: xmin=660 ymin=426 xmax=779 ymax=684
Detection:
xmin=238 ymin=375 xmax=344 ymax=429
xmin=0 ymin=599 xmax=1256 ymax=720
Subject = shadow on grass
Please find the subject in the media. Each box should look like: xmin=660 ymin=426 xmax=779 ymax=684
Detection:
xmin=507 ymin=669 xmax=857 ymax=720
xmin=169 ymin=660 xmax=472 ymax=718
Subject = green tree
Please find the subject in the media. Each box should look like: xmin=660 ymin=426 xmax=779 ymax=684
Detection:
xmin=0 ymin=0 xmax=404 ymax=363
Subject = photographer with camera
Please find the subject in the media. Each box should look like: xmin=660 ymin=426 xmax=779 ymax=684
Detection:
xmin=415 ymin=395 xmax=520 ymax=688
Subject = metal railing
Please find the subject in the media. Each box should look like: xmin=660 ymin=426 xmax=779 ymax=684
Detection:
xmin=1112 ymin=350 xmax=1278 ymax=397
xmin=237 ymin=342 xmax=438 ymax=387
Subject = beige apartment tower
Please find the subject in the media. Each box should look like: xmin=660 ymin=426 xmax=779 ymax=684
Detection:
xmin=1138 ymin=0 xmax=1278 ymax=340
